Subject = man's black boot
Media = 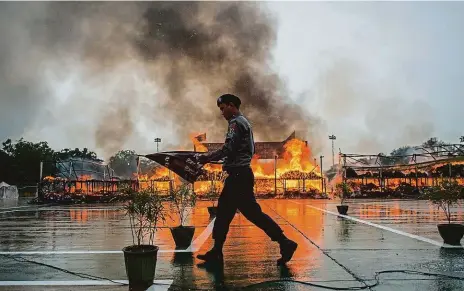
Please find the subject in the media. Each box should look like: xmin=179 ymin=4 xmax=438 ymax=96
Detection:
xmin=197 ymin=249 xmax=224 ymax=263
xmin=197 ymin=238 xmax=224 ymax=263
xmin=196 ymin=248 xmax=223 ymax=264
xmin=277 ymin=239 xmax=298 ymax=265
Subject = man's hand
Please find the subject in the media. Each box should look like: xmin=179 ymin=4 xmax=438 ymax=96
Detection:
xmin=195 ymin=153 xmax=209 ymax=165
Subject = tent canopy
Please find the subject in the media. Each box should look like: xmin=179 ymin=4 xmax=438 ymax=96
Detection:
xmin=0 ymin=181 xmax=10 ymax=188
xmin=0 ymin=182 xmax=19 ymax=199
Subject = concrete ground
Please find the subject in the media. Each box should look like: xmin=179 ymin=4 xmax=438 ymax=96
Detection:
xmin=0 ymin=198 xmax=464 ymax=290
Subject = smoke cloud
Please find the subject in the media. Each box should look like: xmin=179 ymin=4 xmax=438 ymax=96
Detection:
xmin=312 ymin=57 xmax=436 ymax=155
xmin=0 ymin=2 xmax=320 ymax=159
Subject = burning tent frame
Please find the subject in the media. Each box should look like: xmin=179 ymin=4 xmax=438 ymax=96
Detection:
xmin=190 ymin=132 xmax=324 ymax=197
xmin=339 ymin=143 xmax=464 ymax=193
xmin=39 ymin=154 xmax=324 ymax=198
xmin=38 ymin=158 xmax=127 ymax=197
xmin=192 ymin=163 xmax=323 ymax=197
xmin=141 ymin=151 xmax=323 ymax=197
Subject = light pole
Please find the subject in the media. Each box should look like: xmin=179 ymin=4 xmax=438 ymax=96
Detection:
xmin=274 ymin=155 xmax=278 ymax=196
xmin=320 ymin=155 xmax=324 ymax=194
xmin=154 ymin=138 xmax=161 ymax=152
xmin=329 ymin=135 xmax=336 ymax=167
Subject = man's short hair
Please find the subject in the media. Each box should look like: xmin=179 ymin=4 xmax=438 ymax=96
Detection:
xmin=217 ymin=94 xmax=241 ymax=109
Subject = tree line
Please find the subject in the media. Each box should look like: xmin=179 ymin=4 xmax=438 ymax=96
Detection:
xmin=0 ymin=138 xmax=156 ymax=186
xmin=1 ymin=137 xmax=460 ymax=186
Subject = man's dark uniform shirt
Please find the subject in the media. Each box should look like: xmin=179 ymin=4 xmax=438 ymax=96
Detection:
xmin=196 ymin=104 xmax=297 ymax=266
xmin=207 ymin=113 xmax=255 ymax=171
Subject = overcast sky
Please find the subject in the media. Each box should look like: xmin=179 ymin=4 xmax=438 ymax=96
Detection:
xmin=267 ymin=1 xmax=464 ymax=158
xmin=1 ymin=2 xmax=463 ymax=168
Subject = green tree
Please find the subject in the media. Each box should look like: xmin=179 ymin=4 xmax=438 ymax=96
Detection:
xmin=378 ymin=153 xmax=392 ymax=166
xmin=389 ymin=146 xmax=413 ymax=165
xmin=139 ymin=159 xmax=158 ymax=175
xmin=108 ymin=150 xmax=160 ymax=179
xmin=55 ymin=148 xmax=99 ymax=162
xmin=53 ymin=148 xmax=102 ymax=179
xmin=422 ymin=137 xmax=446 ymax=148
xmin=422 ymin=179 xmax=462 ymax=224
xmin=109 ymin=150 xmax=139 ymax=179
xmin=0 ymin=138 xmax=102 ymax=184
xmin=0 ymin=149 xmax=13 ymax=183
xmin=1 ymin=138 xmax=55 ymax=186
xmin=335 ymin=181 xmax=351 ymax=205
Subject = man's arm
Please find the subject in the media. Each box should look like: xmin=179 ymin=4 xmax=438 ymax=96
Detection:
xmin=200 ymin=120 xmax=242 ymax=163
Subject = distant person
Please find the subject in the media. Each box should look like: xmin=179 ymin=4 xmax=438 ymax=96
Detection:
xmin=195 ymin=94 xmax=298 ymax=265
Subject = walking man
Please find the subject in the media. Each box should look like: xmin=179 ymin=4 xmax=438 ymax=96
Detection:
xmin=195 ymin=94 xmax=298 ymax=265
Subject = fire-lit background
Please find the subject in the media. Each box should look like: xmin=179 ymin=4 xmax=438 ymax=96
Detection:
xmin=42 ymin=132 xmax=325 ymax=198
xmin=2 ymin=2 xmax=464 ymax=196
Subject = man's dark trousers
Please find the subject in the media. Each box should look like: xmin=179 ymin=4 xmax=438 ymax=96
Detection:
xmin=212 ymin=166 xmax=285 ymax=247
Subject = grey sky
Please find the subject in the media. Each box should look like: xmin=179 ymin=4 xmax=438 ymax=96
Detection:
xmin=0 ymin=2 xmax=463 ymax=169
xmin=268 ymin=1 xmax=464 ymax=159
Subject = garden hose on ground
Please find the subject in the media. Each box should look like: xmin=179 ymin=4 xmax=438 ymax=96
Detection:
xmin=2 ymin=253 xmax=464 ymax=291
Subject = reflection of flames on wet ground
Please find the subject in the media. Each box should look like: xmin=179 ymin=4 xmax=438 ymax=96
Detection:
xmin=69 ymin=209 xmax=124 ymax=223
xmin=356 ymin=202 xmax=464 ymax=222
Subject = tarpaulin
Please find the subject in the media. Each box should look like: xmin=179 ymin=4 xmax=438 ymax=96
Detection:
xmin=144 ymin=151 xmax=206 ymax=183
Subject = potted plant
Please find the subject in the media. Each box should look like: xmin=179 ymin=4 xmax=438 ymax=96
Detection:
xmin=205 ymin=183 xmax=220 ymax=217
xmin=335 ymin=181 xmax=351 ymax=215
xmin=122 ymin=187 xmax=167 ymax=291
xmin=422 ymin=179 xmax=464 ymax=245
xmin=169 ymin=182 xmax=197 ymax=249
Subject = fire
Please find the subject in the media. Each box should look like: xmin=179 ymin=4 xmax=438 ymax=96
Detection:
xmin=194 ymin=181 xmax=221 ymax=193
xmin=77 ymin=175 xmax=93 ymax=181
xmin=43 ymin=135 xmax=323 ymax=196
xmin=249 ymin=139 xmax=321 ymax=180
xmin=190 ymin=133 xmax=208 ymax=153
xmin=251 ymin=155 xmax=274 ymax=178
xmin=189 ymin=133 xmax=224 ymax=174
xmin=282 ymin=139 xmax=312 ymax=173
xmin=137 ymin=167 xmax=170 ymax=181
xmin=134 ymin=136 xmax=323 ymax=195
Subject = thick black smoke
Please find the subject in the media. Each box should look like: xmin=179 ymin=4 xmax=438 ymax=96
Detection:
xmin=0 ymin=2 xmax=319 ymax=158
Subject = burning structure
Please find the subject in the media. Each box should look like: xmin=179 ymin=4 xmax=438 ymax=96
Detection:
xmin=38 ymin=132 xmax=324 ymax=201
xmin=339 ymin=143 xmax=464 ymax=197
xmin=39 ymin=158 xmax=123 ymax=203
xmin=140 ymin=132 xmax=323 ymax=197
xmin=199 ymin=131 xmax=303 ymax=159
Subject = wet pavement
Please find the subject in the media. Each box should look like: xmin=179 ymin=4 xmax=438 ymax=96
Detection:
xmin=0 ymin=198 xmax=463 ymax=290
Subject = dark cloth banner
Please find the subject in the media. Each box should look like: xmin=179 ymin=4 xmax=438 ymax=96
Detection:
xmin=144 ymin=151 xmax=206 ymax=183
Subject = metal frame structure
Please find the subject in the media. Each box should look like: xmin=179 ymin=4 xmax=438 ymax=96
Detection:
xmin=45 ymin=159 xmax=116 ymax=181
xmin=39 ymin=156 xmax=323 ymax=197
xmin=339 ymin=143 xmax=464 ymax=192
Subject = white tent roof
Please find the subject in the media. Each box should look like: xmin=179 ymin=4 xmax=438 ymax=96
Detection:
xmin=0 ymin=182 xmax=10 ymax=188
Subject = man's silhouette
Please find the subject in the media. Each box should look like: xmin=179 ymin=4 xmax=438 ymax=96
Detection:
xmin=196 ymin=94 xmax=298 ymax=265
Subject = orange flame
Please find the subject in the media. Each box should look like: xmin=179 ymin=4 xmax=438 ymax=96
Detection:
xmin=44 ymin=135 xmax=324 ymax=196
xmin=136 ymin=137 xmax=323 ymax=194
xmin=190 ymin=133 xmax=208 ymax=152
xmin=247 ymin=139 xmax=321 ymax=180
